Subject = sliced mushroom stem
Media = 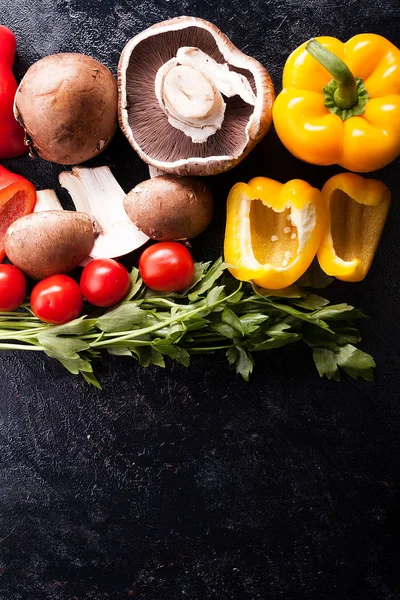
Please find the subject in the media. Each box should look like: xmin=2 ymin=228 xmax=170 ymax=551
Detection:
xmin=148 ymin=165 xmax=165 ymax=178
xmin=59 ymin=166 xmax=148 ymax=259
xmin=34 ymin=189 xmax=64 ymax=212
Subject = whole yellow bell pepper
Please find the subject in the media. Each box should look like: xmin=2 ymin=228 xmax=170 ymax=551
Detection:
xmin=318 ymin=173 xmax=391 ymax=282
xmin=273 ymin=34 xmax=400 ymax=172
xmin=224 ymin=177 xmax=327 ymax=289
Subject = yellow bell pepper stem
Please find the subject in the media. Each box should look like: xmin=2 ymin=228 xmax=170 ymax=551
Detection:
xmin=272 ymin=34 xmax=400 ymax=172
xmin=317 ymin=173 xmax=391 ymax=282
xmin=224 ymin=177 xmax=327 ymax=290
xmin=306 ymin=39 xmax=359 ymax=111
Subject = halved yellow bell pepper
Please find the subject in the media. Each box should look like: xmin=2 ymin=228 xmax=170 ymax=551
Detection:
xmin=317 ymin=173 xmax=391 ymax=282
xmin=224 ymin=177 xmax=327 ymax=289
xmin=273 ymin=34 xmax=400 ymax=172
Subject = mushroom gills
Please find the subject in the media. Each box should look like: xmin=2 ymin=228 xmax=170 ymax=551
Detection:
xmin=119 ymin=17 xmax=275 ymax=175
xmin=155 ymin=47 xmax=256 ymax=143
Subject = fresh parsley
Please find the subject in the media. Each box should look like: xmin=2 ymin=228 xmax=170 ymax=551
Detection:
xmin=0 ymin=258 xmax=375 ymax=388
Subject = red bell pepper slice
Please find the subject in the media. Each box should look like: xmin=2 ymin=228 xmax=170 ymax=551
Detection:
xmin=0 ymin=25 xmax=27 ymax=159
xmin=0 ymin=166 xmax=37 ymax=261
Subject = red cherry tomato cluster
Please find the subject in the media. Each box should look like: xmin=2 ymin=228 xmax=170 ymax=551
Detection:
xmin=32 ymin=259 xmax=131 ymax=324
xmin=0 ymin=243 xmax=195 ymax=325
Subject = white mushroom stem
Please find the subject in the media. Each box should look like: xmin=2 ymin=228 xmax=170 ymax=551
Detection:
xmin=34 ymin=189 xmax=64 ymax=212
xmin=156 ymin=59 xmax=225 ymax=143
xmin=155 ymin=47 xmax=256 ymax=144
xmin=176 ymin=47 xmax=256 ymax=105
xmin=148 ymin=165 xmax=165 ymax=178
xmin=59 ymin=166 xmax=149 ymax=259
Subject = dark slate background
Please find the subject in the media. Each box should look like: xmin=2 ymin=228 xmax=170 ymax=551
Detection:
xmin=1 ymin=1 xmax=400 ymax=598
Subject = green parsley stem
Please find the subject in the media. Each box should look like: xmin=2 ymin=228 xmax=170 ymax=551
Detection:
xmin=141 ymin=298 xmax=200 ymax=310
xmin=90 ymin=306 xmax=204 ymax=347
xmin=0 ymin=325 xmax=48 ymax=334
xmin=184 ymin=345 xmax=233 ymax=352
xmin=0 ymin=343 xmax=45 ymax=351
xmin=91 ymin=285 xmax=242 ymax=349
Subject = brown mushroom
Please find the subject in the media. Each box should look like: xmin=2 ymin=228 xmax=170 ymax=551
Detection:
xmin=123 ymin=175 xmax=213 ymax=240
xmin=118 ymin=16 xmax=274 ymax=176
xmin=5 ymin=211 xmax=95 ymax=280
xmin=14 ymin=53 xmax=118 ymax=165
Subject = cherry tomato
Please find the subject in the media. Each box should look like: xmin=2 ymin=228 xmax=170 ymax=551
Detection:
xmin=31 ymin=274 xmax=83 ymax=324
xmin=80 ymin=258 xmax=130 ymax=307
xmin=139 ymin=242 xmax=194 ymax=292
xmin=0 ymin=264 xmax=26 ymax=311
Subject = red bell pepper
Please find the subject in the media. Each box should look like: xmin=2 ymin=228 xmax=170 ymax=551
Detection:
xmin=0 ymin=26 xmax=27 ymax=158
xmin=0 ymin=166 xmax=36 ymax=260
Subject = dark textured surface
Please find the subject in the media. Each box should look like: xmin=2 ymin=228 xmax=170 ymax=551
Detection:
xmin=1 ymin=1 xmax=400 ymax=599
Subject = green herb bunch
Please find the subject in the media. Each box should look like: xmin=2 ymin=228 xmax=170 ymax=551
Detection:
xmin=0 ymin=259 xmax=375 ymax=388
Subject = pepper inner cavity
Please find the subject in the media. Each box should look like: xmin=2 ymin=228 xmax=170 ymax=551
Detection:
xmin=0 ymin=191 xmax=30 ymax=239
xmin=250 ymin=200 xmax=298 ymax=267
xmin=330 ymin=190 xmax=380 ymax=263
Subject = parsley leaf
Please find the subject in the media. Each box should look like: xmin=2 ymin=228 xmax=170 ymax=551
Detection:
xmin=0 ymin=258 xmax=376 ymax=387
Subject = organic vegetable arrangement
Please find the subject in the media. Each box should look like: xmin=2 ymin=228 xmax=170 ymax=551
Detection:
xmin=0 ymin=17 xmax=399 ymax=388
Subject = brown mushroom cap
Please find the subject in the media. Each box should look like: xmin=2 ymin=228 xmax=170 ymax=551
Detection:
xmin=118 ymin=16 xmax=274 ymax=176
xmin=5 ymin=211 xmax=95 ymax=280
xmin=123 ymin=175 xmax=213 ymax=240
xmin=14 ymin=53 xmax=118 ymax=165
